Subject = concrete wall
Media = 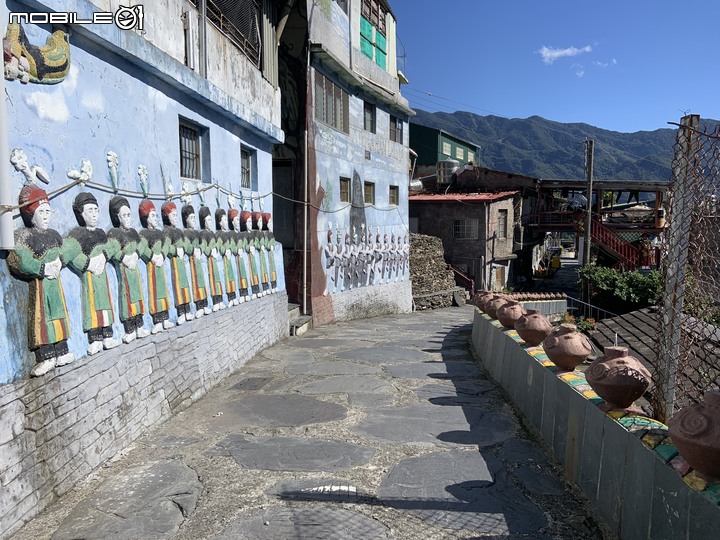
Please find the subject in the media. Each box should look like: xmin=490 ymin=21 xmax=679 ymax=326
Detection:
xmin=0 ymin=292 xmax=289 ymax=539
xmin=471 ymin=310 xmax=720 ymax=540
xmin=2 ymin=0 xmax=285 ymax=383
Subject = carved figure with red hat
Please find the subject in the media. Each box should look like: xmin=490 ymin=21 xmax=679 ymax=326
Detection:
xmin=199 ymin=205 xmax=225 ymax=311
xmin=240 ymin=207 xmax=260 ymax=298
xmin=161 ymin=201 xmax=193 ymax=322
xmin=261 ymin=212 xmax=278 ymax=292
xmin=215 ymin=208 xmax=238 ymax=306
xmin=181 ymin=204 xmax=211 ymax=317
xmin=7 ymin=185 xmax=75 ymax=376
xmin=107 ymin=196 xmax=150 ymax=344
xmin=138 ymin=199 xmax=175 ymax=333
xmin=250 ymin=210 xmax=269 ymax=296
xmin=228 ymin=208 xmax=250 ymax=302
xmin=64 ymin=191 xmax=121 ymax=356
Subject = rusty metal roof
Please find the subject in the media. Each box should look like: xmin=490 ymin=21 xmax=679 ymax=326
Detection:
xmin=408 ymin=191 xmax=518 ymax=202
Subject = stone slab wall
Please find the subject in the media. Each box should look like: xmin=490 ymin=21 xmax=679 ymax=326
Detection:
xmin=471 ymin=309 xmax=720 ymax=540
xmin=0 ymin=293 xmax=289 ymax=539
xmin=313 ymin=281 xmax=412 ymax=324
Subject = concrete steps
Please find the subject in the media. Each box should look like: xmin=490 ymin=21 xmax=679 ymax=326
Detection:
xmin=288 ymin=303 xmax=313 ymax=336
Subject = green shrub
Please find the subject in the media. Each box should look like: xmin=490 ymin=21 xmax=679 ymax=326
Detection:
xmin=578 ymin=265 xmax=661 ymax=307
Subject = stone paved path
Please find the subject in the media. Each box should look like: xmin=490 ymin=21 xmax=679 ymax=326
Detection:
xmin=11 ymin=306 xmax=612 ymax=540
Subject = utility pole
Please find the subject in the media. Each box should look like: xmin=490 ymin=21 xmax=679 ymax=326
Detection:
xmin=583 ymin=139 xmax=594 ymax=266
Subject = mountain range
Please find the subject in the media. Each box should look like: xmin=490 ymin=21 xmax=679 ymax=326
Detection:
xmin=410 ymin=110 xmax=719 ymax=181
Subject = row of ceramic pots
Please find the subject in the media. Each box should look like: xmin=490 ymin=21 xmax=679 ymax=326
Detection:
xmin=474 ymin=292 xmax=651 ymax=409
xmin=475 ymin=291 xmax=720 ymax=483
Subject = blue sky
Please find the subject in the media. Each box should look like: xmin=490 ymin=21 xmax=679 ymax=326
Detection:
xmin=390 ymin=0 xmax=720 ymax=133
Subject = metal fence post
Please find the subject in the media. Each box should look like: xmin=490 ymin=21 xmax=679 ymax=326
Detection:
xmin=656 ymin=114 xmax=699 ymax=422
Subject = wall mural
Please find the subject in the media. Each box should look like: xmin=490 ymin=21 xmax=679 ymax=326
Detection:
xmin=320 ymin=170 xmax=409 ymax=296
xmin=3 ymin=22 xmax=71 ymax=84
xmin=5 ymin=150 xmax=282 ymax=378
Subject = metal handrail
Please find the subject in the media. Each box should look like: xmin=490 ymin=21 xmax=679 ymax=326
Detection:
xmin=447 ymin=264 xmax=475 ymax=295
xmin=565 ymin=295 xmax=619 ymax=322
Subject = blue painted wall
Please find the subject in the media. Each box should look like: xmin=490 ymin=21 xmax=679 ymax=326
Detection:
xmin=1 ymin=2 xmax=284 ymax=383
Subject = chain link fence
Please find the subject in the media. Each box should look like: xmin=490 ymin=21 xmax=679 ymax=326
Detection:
xmin=652 ymin=115 xmax=720 ymax=422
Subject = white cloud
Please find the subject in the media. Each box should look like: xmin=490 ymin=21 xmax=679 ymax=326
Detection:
xmin=24 ymin=92 xmax=70 ymax=122
xmin=538 ymin=45 xmax=593 ymax=64
xmin=576 ymin=69 xmax=585 ymax=78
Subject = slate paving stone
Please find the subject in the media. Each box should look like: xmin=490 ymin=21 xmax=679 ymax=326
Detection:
xmin=213 ymin=506 xmax=392 ymax=539
xmin=499 ymin=438 xmax=552 ymax=464
xmin=377 ymin=451 xmax=547 ymax=535
xmin=269 ymin=478 xmax=368 ymax=502
xmin=52 ymin=460 xmax=202 ymax=540
xmin=347 ymin=392 xmax=396 ymax=409
xmin=209 ymin=394 xmax=346 ymax=429
xmin=143 ymin=435 xmax=200 ymax=449
xmin=213 ymin=435 xmax=375 ymax=471
xmin=286 ymin=360 xmax=382 ymax=376
xmin=384 ymin=338 xmax=445 ymax=348
xmin=511 ymin=465 xmax=568 ymax=496
xmin=293 ymin=375 xmax=393 ymax=395
xmin=336 ymin=346 xmax=433 ymax=364
xmin=385 ymin=361 xmax=481 ymax=379
xmin=231 ymin=376 xmax=273 ymax=391
xmin=257 ymin=347 xmax=316 ymax=363
xmin=354 ymin=404 xmax=516 ymax=446
xmin=289 ymin=337 xmax=359 ymax=349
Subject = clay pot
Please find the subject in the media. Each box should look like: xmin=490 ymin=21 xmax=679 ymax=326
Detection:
xmin=585 ymin=346 xmax=651 ymax=409
xmin=497 ymin=300 xmax=526 ymax=329
xmin=484 ymin=295 xmax=507 ymax=319
xmin=542 ymin=323 xmax=592 ymax=371
xmin=669 ymin=391 xmax=720 ymax=481
xmin=514 ymin=309 xmax=553 ymax=346
xmin=474 ymin=291 xmax=494 ymax=311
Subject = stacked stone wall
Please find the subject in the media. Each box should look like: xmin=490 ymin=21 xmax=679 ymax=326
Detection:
xmin=0 ymin=293 xmax=289 ymax=538
xmin=409 ymin=233 xmax=457 ymax=310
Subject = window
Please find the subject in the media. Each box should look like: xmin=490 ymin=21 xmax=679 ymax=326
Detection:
xmin=179 ymin=121 xmax=201 ymax=180
xmin=497 ymin=209 xmax=508 ymax=238
xmin=453 ymin=218 xmax=479 ymax=240
xmin=334 ymin=0 xmax=349 ymax=14
xmin=360 ymin=0 xmax=387 ymax=69
xmin=364 ymin=101 xmax=376 ymax=133
xmin=389 ymin=115 xmax=403 ymax=144
xmin=340 ymin=177 xmax=351 ymax=203
xmin=455 ymin=147 xmax=464 ymax=160
xmin=442 ymin=141 xmax=451 ymax=156
xmin=468 ymin=151 xmax=475 ymax=163
xmin=240 ymin=147 xmax=252 ymax=189
xmin=189 ymin=0 xmax=261 ymax=67
xmin=315 ymin=72 xmax=349 ymax=133
xmin=389 ymin=185 xmax=399 ymax=206
xmin=364 ymin=182 xmax=375 ymax=205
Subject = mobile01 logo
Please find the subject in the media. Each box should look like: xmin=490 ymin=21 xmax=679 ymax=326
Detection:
xmin=9 ymin=5 xmax=144 ymax=31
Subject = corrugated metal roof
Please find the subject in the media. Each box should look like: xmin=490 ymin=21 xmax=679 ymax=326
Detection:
xmin=408 ymin=191 xmax=518 ymax=202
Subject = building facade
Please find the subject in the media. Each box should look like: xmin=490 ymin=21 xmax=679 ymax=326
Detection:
xmin=1 ymin=0 xmax=288 ymax=534
xmin=409 ymin=191 xmax=519 ymax=292
xmin=274 ymin=0 xmax=414 ymax=324
xmin=409 ymin=123 xmax=481 ymax=178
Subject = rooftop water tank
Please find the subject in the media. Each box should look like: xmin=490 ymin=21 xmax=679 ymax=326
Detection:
xmin=437 ymin=159 xmax=459 ymax=186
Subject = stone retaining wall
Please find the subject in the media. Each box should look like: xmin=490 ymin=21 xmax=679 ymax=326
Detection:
xmin=471 ymin=309 xmax=720 ymax=540
xmin=0 ymin=293 xmax=289 ymax=539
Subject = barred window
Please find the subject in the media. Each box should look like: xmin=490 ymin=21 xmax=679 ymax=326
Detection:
xmin=340 ymin=177 xmax=351 ymax=203
xmin=364 ymin=101 xmax=376 ymax=133
xmin=442 ymin=141 xmax=451 ymax=156
xmin=241 ymin=148 xmax=252 ymax=189
xmin=360 ymin=0 xmax=387 ymax=69
xmin=453 ymin=218 xmax=479 ymax=240
xmin=315 ymin=72 xmax=349 ymax=133
xmin=179 ymin=121 xmax=201 ymax=180
xmin=361 ymin=0 xmax=386 ymax=35
xmin=455 ymin=147 xmax=464 ymax=160
xmin=364 ymin=182 xmax=375 ymax=205
xmin=497 ymin=209 xmax=508 ymax=238
xmin=389 ymin=185 xmax=399 ymax=206
xmin=390 ymin=115 xmax=403 ymax=144
xmin=191 ymin=0 xmax=262 ymax=67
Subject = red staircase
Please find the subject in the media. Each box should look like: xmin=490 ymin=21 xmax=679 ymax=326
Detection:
xmin=576 ymin=217 xmax=640 ymax=270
